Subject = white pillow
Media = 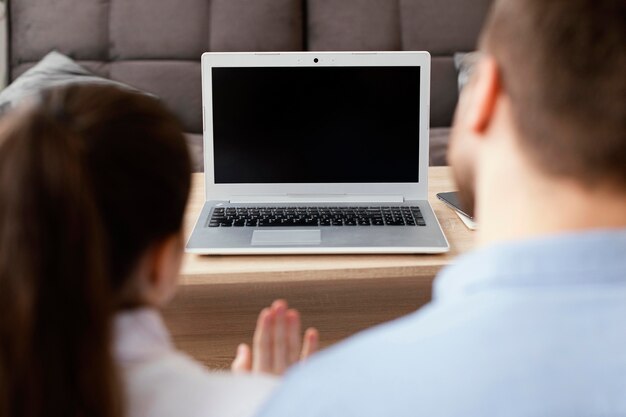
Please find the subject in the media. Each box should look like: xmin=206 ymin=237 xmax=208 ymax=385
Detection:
xmin=454 ymin=52 xmax=481 ymax=92
xmin=0 ymin=51 xmax=151 ymax=113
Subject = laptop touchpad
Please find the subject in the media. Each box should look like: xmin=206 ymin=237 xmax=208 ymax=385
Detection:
xmin=251 ymin=230 xmax=322 ymax=246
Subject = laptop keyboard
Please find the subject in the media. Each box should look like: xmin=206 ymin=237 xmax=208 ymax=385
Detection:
xmin=207 ymin=206 xmax=426 ymax=228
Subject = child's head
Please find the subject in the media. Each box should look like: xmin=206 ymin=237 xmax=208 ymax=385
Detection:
xmin=0 ymin=84 xmax=191 ymax=416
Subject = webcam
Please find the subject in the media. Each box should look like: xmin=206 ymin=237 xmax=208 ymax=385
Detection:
xmin=314 ymin=58 xmax=319 ymax=63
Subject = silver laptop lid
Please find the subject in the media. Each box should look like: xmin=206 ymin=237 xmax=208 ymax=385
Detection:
xmin=201 ymin=52 xmax=431 ymax=203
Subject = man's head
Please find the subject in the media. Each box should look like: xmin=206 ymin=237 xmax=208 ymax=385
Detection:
xmin=449 ymin=0 xmax=626 ymax=223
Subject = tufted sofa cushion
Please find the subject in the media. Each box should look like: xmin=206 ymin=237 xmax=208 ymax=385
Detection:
xmin=7 ymin=0 xmax=491 ymax=169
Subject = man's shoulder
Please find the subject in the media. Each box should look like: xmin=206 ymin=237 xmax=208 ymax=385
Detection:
xmin=257 ymin=284 xmax=626 ymax=417
xmin=256 ymin=304 xmax=490 ymax=417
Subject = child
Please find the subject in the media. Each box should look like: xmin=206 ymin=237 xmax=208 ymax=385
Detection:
xmin=0 ymin=84 xmax=318 ymax=417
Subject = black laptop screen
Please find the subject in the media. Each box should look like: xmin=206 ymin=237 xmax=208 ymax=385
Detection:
xmin=211 ymin=66 xmax=421 ymax=184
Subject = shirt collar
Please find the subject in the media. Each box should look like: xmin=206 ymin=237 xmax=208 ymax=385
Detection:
xmin=114 ymin=307 xmax=172 ymax=364
xmin=434 ymin=228 xmax=626 ymax=301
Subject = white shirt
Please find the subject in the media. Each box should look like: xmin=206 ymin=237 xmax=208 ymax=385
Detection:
xmin=115 ymin=308 xmax=279 ymax=417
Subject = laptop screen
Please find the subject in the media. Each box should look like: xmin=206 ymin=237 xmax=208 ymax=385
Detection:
xmin=211 ymin=66 xmax=421 ymax=184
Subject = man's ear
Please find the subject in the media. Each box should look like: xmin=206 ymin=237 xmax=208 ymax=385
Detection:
xmin=465 ymin=56 xmax=501 ymax=135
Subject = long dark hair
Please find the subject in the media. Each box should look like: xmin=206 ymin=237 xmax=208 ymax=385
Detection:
xmin=0 ymin=85 xmax=191 ymax=417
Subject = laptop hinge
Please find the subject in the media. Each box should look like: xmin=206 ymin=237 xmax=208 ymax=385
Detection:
xmin=229 ymin=194 xmax=405 ymax=204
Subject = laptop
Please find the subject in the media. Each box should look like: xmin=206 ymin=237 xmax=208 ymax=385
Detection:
xmin=186 ymin=51 xmax=449 ymax=255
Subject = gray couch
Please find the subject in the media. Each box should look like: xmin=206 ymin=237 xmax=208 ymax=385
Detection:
xmin=6 ymin=0 xmax=491 ymax=171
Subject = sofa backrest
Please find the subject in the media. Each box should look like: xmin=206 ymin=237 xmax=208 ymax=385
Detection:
xmin=8 ymin=0 xmax=491 ymax=133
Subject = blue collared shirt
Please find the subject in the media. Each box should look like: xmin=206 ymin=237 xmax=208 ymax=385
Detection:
xmin=257 ymin=229 xmax=626 ymax=417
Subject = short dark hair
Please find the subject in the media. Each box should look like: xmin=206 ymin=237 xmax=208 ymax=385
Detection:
xmin=481 ymin=0 xmax=626 ymax=188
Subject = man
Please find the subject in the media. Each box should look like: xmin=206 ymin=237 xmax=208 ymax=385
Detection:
xmin=256 ymin=0 xmax=626 ymax=415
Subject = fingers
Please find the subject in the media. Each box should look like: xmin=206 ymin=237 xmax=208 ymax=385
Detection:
xmin=272 ymin=300 xmax=288 ymax=374
xmin=248 ymin=300 xmax=320 ymax=376
xmin=301 ymin=327 xmax=319 ymax=361
xmin=286 ymin=309 xmax=302 ymax=365
xmin=252 ymin=307 xmax=273 ymax=373
xmin=231 ymin=343 xmax=251 ymax=373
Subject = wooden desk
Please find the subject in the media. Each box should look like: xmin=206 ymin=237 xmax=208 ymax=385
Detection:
xmin=163 ymin=167 xmax=474 ymax=369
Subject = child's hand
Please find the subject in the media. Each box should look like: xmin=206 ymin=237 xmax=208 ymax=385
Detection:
xmin=231 ymin=299 xmax=319 ymax=375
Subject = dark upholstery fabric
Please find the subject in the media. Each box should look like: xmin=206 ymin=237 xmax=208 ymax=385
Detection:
xmin=307 ymin=0 xmax=402 ymax=51
xmin=185 ymin=133 xmax=204 ymax=172
xmin=10 ymin=0 xmax=109 ymax=64
xmin=431 ymin=57 xmax=459 ymax=128
xmin=8 ymin=0 xmax=491 ymax=170
xmin=429 ymin=127 xmax=451 ymax=166
xmin=109 ymin=61 xmax=202 ymax=133
xmin=209 ymin=0 xmax=303 ymax=52
xmin=110 ymin=0 xmax=210 ymax=60
xmin=399 ymin=0 xmax=492 ymax=55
